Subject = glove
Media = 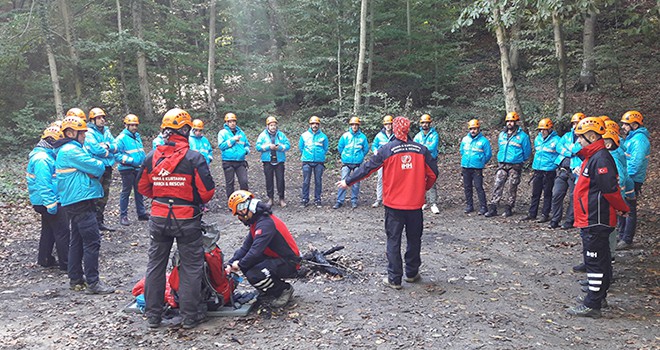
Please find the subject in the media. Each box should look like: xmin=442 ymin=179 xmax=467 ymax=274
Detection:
xmin=47 ymin=204 xmax=58 ymax=215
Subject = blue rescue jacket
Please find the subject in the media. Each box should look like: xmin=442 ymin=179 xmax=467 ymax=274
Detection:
xmin=610 ymin=147 xmax=636 ymax=199
xmin=622 ymin=127 xmax=651 ymax=183
xmin=299 ymin=128 xmax=329 ymax=162
xmin=115 ymin=128 xmax=146 ymax=171
xmin=414 ymin=127 xmax=440 ymax=159
xmin=532 ymin=131 xmax=560 ymax=171
xmin=255 ymin=129 xmax=291 ymax=163
xmin=26 ymin=146 xmax=58 ymax=209
xmin=338 ymin=128 xmax=369 ymax=164
xmin=55 ymin=139 xmax=105 ymax=206
xmin=460 ymin=132 xmax=492 ymax=169
xmin=496 ymin=126 xmax=532 ymax=164
xmin=189 ymin=134 xmax=213 ymax=164
xmin=152 ymin=134 xmax=165 ymax=150
xmin=217 ymin=124 xmax=250 ymax=161
xmin=371 ymin=129 xmax=394 ymax=154
xmin=555 ymin=130 xmax=583 ymax=171
xmin=85 ymin=123 xmax=117 ymax=167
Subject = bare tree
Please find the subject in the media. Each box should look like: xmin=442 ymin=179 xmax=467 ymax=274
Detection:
xmin=553 ymin=10 xmax=567 ymax=118
xmin=58 ymin=0 xmax=82 ymax=100
xmin=364 ymin=0 xmax=375 ymax=109
xmin=132 ymin=0 xmax=154 ymax=121
xmin=207 ymin=0 xmax=217 ymax=119
xmin=493 ymin=7 xmax=522 ymax=118
xmin=577 ymin=9 xmax=597 ymax=91
xmin=116 ymin=0 xmax=129 ymax=113
xmin=39 ymin=1 xmax=63 ymax=117
xmin=353 ymin=0 xmax=368 ymax=115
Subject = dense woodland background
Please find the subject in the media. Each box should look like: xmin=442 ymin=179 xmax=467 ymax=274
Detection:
xmin=0 ymin=0 xmax=657 ymax=152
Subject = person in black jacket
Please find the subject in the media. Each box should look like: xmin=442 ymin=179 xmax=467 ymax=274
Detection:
xmin=225 ymin=190 xmax=301 ymax=307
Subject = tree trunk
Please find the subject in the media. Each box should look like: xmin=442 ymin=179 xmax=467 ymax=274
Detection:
xmin=578 ymin=10 xmax=596 ymax=91
xmin=116 ymin=0 xmax=129 ymax=114
xmin=353 ymin=0 xmax=368 ymax=115
xmin=553 ymin=11 xmax=566 ymax=119
xmin=266 ymin=0 xmax=285 ymax=107
xmin=337 ymin=36 xmax=343 ymax=114
xmin=406 ymin=0 xmax=411 ymax=52
xmin=508 ymin=21 xmax=520 ymax=72
xmin=39 ymin=1 xmax=63 ymax=117
xmin=364 ymin=0 xmax=374 ymax=109
xmin=207 ymin=0 xmax=217 ymax=118
xmin=132 ymin=0 xmax=154 ymax=121
xmin=58 ymin=0 xmax=82 ymax=100
xmin=493 ymin=8 xmax=522 ymax=120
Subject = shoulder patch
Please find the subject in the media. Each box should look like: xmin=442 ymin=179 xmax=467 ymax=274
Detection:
xmin=254 ymin=229 xmax=262 ymax=236
xmin=597 ymin=167 xmax=608 ymax=175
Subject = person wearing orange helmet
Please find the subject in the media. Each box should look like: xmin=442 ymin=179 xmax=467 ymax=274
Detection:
xmin=27 ymin=124 xmax=70 ymax=271
xmin=298 ymin=116 xmax=329 ymax=207
xmin=85 ymin=107 xmax=119 ymax=232
xmin=460 ymin=119 xmax=492 ymax=214
xmin=567 ymin=117 xmax=629 ymax=318
xmin=56 ymin=116 xmax=115 ymax=295
xmin=617 ymin=110 xmax=650 ymax=250
xmin=189 ymin=119 xmax=213 ymax=164
xmin=370 ymin=115 xmax=395 ymax=208
xmin=137 ymin=108 xmax=216 ymax=329
xmin=333 ymin=117 xmax=369 ymax=210
xmin=255 ymin=116 xmax=291 ymax=207
xmin=217 ymin=112 xmax=250 ymax=199
xmin=522 ymin=118 xmax=560 ymax=222
xmin=225 ymin=190 xmax=301 ymax=308
xmin=414 ymin=114 xmax=441 ymax=214
xmin=114 ymin=114 xmax=148 ymax=226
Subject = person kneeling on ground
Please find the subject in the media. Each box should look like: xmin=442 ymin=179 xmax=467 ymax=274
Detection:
xmin=225 ymin=190 xmax=301 ymax=308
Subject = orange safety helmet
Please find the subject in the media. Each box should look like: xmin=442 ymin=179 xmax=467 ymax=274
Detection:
xmin=228 ymin=190 xmax=254 ymax=215
xmin=621 ymin=110 xmax=643 ymax=125
xmin=383 ymin=115 xmax=393 ymax=125
xmin=349 ymin=117 xmax=360 ymax=125
xmin=123 ymin=114 xmax=140 ymax=125
xmin=599 ymin=115 xmax=611 ymax=122
xmin=61 ymin=116 xmax=88 ymax=132
xmin=605 ymin=120 xmax=620 ymax=135
xmin=50 ymin=120 xmax=63 ymax=128
xmin=224 ymin=112 xmax=237 ymax=122
xmin=468 ymin=119 xmax=480 ymax=129
xmin=266 ymin=116 xmax=278 ymax=125
xmin=420 ymin=114 xmax=432 ymax=123
xmin=309 ymin=116 xmax=321 ymax=124
xmin=41 ymin=125 xmax=63 ymax=140
xmin=66 ymin=108 xmax=86 ymax=121
xmin=571 ymin=112 xmax=586 ymax=123
xmin=192 ymin=119 xmax=204 ymax=129
xmin=603 ymin=129 xmax=620 ymax=147
xmin=505 ymin=111 xmax=520 ymax=122
xmin=88 ymin=107 xmax=107 ymax=120
xmin=575 ymin=117 xmax=606 ymax=135
xmin=161 ymin=108 xmax=192 ymax=130
xmin=537 ymin=118 xmax=553 ymax=130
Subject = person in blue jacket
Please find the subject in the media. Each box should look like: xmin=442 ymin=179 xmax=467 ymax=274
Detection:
xmin=217 ymin=112 xmax=250 ymax=199
xmin=522 ymin=118 xmax=560 ymax=222
xmin=256 ymin=116 xmax=291 ymax=207
xmin=298 ymin=116 xmax=329 ymax=207
xmin=55 ymin=116 xmax=115 ymax=295
xmin=27 ymin=125 xmax=69 ymax=270
xmin=617 ymin=110 xmax=651 ymax=249
xmin=333 ymin=117 xmax=369 ymax=209
xmin=85 ymin=107 xmax=118 ymax=232
xmin=370 ymin=115 xmax=395 ymax=208
xmin=189 ymin=119 xmax=213 ymax=164
xmin=414 ymin=114 xmax=441 ymax=214
xmin=115 ymin=114 xmax=148 ymax=227
xmin=485 ymin=111 xmax=532 ymax=218
xmin=460 ymin=119 xmax=492 ymax=215
xmin=152 ymin=132 xmax=165 ymax=150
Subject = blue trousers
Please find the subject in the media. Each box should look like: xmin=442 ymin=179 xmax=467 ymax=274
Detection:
xmin=301 ymin=162 xmax=324 ymax=204
xmin=336 ymin=165 xmax=360 ymax=205
xmin=618 ymin=182 xmax=641 ymax=244
xmin=529 ymin=170 xmax=556 ymax=218
xmin=119 ymin=169 xmax=146 ymax=218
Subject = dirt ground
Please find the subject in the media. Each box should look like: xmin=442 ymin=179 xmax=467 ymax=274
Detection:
xmin=0 ymin=142 xmax=658 ymax=350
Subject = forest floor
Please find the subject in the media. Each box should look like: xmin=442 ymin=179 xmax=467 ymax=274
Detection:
xmin=0 ymin=131 xmax=658 ymax=350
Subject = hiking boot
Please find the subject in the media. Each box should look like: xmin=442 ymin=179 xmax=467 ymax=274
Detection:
xmin=182 ymin=315 xmax=208 ymax=329
xmin=120 ymin=216 xmax=130 ymax=226
xmin=575 ymin=295 xmax=609 ymax=308
xmin=572 ymin=263 xmax=586 ymax=273
xmin=301 ymin=201 xmax=309 ymax=208
xmin=382 ymin=277 xmax=402 ymax=290
xmin=265 ymin=198 xmax=273 ymax=206
xmin=548 ymin=221 xmax=559 ymax=229
xmin=85 ymin=280 xmax=115 ymax=295
xmin=279 ymin=199 xmax=287 ymax=208
xmin=567 ymin=304 xmax=601 ymax=318
xmin=98 ymin=223 xmax=116 ymax=232
xmin=430 ymin=204 xmax=440 ymax=214
xmin=332 ymin=202 xmax=342 ymax=209
xmin=578 ymin=279 xmax=589 ymax=286
xmin=537 ymin=215 xmax=550 ymax=223
xmin=69 ymin=278 xmax=87 ymax=291
xmin=464 ymin=206 xmax=474 ymax=214
xmin=315 ymin=201 xmax=322 ymax=208
xmin=502 ymin=206 xmax=513 ymax=218
xmin=372 ymin=200 xmax=381 ymax=208
xmin=521 ymin=215 xmax=536 ymax=221
xmin=616 ymin=240 xmax=632 ymax=250
xmin=404 ymin=273 xmax=421 ymax=283
xmin=484 ymin=205 xmax=497 ymax=218
xmin=561 ymin=222 xmax=573 ymax=230
xmin=271 ymin=285 xmax=294 ymax=308
xmin=138 ymin=214 xmax=150 ymax=221
xmin=351 ymin=203 xmax=358 ymax=210
xmin=478 ymin=206 xmax=488 ymax=215
xmin=147 ymin=316 xmax=162 ymax=329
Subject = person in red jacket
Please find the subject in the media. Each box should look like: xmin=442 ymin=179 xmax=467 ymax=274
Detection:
xmin=225 ymin=190 xmax=301 ymax=308
xmin=137 ymin=108 xmax=216 ymax=329
xmin=337 ymin=116 xmax=438 ymax=290
xmin=567 ymin=117 xmax=629 ymax=318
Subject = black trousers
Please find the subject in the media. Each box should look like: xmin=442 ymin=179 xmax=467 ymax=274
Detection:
xmin=550 ymin=168 xmax=576 ymax=225
xmin=263 ymin=162 xmax=285 ymax=200
xmin=384 ymin=207 xmax=423 ymax=284
xmin=96 ymin=166 xmax=113 ymax=224
xmin=462 ymin=167 xmax=487 ymax=210
xmin=581 ymin=226 xmax=613 ymax=309
xmin=33 ymin=205 xmax=69 ymax=270
xmin=243 ymin=258 xmax=297 ymax=297
xmin=528 ymin=170 xmax=556 ymax=218
xmin=222 ymin=161 xmax=249 ymax=198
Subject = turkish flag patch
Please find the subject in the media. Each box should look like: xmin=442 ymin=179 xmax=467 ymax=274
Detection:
xmin=254 ymin=229 xmax=262 ymax=236
xmin=597 ymin=167 xmax=608 ymax=174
